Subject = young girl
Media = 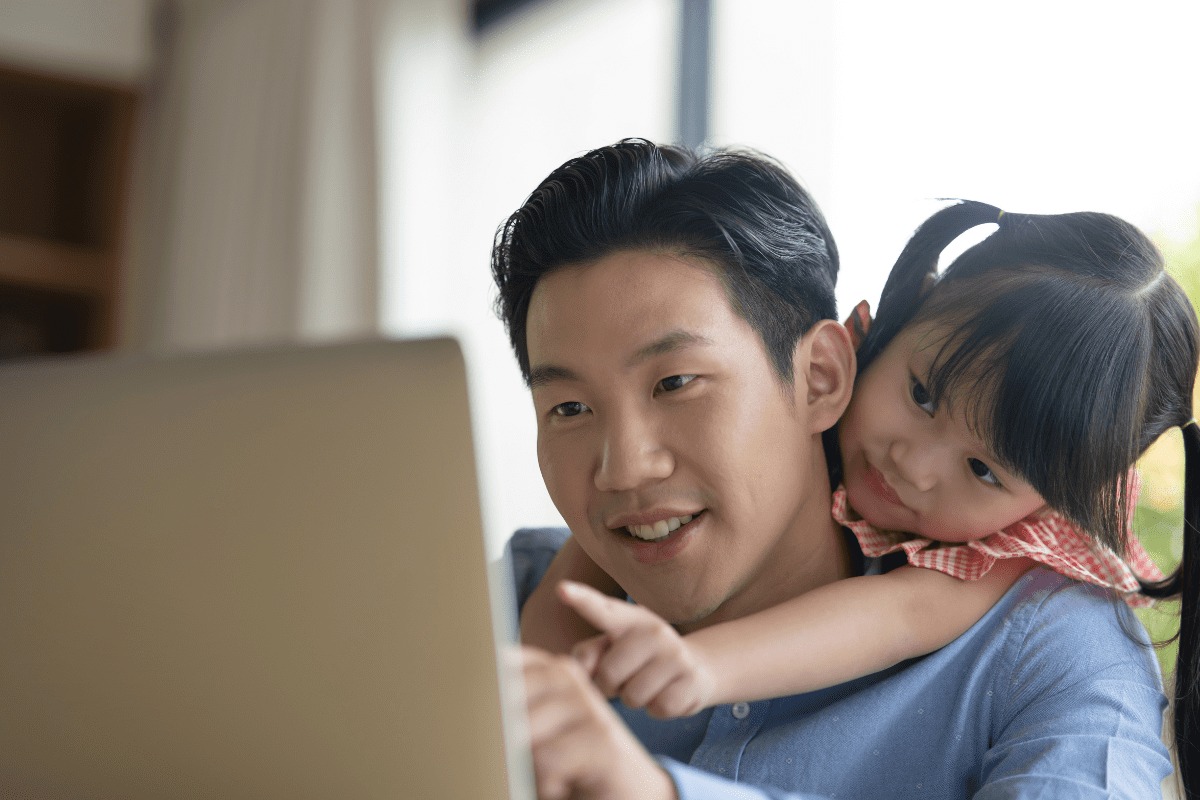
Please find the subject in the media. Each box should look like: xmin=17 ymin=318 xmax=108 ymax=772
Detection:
xmin=520 ymin=200 xmax=1200 ymax=794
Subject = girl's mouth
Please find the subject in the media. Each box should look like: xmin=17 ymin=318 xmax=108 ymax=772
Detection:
xmin=863 ymin=464 xmax=905 ymax=507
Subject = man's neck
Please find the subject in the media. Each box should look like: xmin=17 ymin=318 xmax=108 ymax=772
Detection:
xmin=675 ymin=453 xmax=852 ymax=636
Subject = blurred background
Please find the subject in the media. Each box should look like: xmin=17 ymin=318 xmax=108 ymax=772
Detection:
xmin=1 ymin=0 xmax=1196 ymax=660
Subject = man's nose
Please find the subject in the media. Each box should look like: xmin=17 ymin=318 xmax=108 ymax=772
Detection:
xmin=594 ymin=414 xmax=674 ymax=492
xmin=889 ymin=439 xmax=940 ymax=493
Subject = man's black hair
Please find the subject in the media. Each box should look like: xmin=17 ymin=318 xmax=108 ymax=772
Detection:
xmin=491 ymin=138 xmax=839 ymax=385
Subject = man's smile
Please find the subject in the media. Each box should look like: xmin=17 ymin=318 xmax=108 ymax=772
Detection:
xmin=626 ymin=513 xmax=697 ymax=541
xmin=606 ymin=506 xmax=707 ymax=539
xmin=604 ymin=509 xmax=707 ymax=564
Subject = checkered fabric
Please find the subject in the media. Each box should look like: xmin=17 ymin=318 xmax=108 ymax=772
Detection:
xmin=831 ymin=479 xmax=1165 ymax=608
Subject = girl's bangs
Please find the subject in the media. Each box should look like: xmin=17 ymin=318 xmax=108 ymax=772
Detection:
xmin=916 ymin=269 xmax=1146 ymax=548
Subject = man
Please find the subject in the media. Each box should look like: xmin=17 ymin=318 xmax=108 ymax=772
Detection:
xmin=492 ymin=139 xmax=1171 ymax=799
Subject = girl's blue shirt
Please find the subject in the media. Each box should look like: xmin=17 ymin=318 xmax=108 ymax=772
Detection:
xmin=508 ymin=527 xmax=1173 ymax=799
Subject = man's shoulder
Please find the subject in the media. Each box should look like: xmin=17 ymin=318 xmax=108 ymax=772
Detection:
xmin=507 ymin=527 xmax=571 ymax=613
xmin=833 ymin=565 xmax=1161 ymax=720
xmin=993 ymin=566 xmax=1148 ymax=636
xmin=969 ymin=566 xmax=1161 ymax=686
xmin=509 ymin=526 xmax=571 ymax=557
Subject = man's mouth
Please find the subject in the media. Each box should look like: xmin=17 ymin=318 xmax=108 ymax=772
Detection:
xmin=623 ymin=511 xmax=702 ymax=542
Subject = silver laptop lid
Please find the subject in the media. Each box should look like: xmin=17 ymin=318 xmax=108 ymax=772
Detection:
xmin=0 ymin=337 xmax=529 ymax=799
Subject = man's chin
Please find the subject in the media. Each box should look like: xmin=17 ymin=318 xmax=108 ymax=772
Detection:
xmin=625 ymin=588 xmax=725 ymax=632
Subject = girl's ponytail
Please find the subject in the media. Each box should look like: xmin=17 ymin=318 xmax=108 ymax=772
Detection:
xmin=855 ymin=200 xmax=1003 ymax=376
xmin=1174 ymin=419 xmax=1200 ymax=795
xmin=1140 ymin=419 xmax=1200 ymax=797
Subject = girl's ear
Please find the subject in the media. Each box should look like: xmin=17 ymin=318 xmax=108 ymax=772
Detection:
xmin=920 ymin=271 xmax=937 ymax=297
xmin=843 ymin=300 xmax=872 ymax=349
xmin=797 ymin=319 xmax=856 ymax=434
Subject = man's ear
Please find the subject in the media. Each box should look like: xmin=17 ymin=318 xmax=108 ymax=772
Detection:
xmin=794 ymin=319 xmax=855 ymax=434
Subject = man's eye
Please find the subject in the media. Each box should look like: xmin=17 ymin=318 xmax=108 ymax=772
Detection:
xmin=551 ymin=401 xmax=589 ymax=418
xmin=969 ymin=458 xmax=1002 ymax=487
xmin=657 ymin=374 xmax=696 ymax=394
xmin=909 ymin=376 xmax=935 ymax=414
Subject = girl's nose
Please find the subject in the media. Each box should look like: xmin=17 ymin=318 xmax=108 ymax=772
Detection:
xmin=594 ymin=414 xmax=674 ymax=492
xmin=889 ymin=439 xmax=939 ymax=493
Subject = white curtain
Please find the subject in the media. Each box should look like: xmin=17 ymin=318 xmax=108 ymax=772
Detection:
xmin=124 ymin=0 xmax=380 ymax=351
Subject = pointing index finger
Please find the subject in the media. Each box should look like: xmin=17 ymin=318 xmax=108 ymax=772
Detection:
xmin=556 ymin=580 xmax=639 ymax=636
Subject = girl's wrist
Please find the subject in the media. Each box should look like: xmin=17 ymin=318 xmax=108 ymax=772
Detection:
xmin=686 ymin=635 xmax=732 ymax=709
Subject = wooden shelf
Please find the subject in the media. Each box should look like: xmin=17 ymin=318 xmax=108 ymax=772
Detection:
xmin=0 ymin=233 xmax=111 ymax=295
xmin=0 ymin=62 xmax=137 ymax=357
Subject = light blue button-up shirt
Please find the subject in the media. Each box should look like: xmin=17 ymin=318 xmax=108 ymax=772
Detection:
xmin=509 ymin=527 xmax=1172 ymax=799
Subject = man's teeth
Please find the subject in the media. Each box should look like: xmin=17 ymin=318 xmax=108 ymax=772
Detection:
xmin=626 ymin=514 xmax=695 ymax=541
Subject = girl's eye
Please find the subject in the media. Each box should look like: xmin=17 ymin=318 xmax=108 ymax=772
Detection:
xmin=657 ymin=374 xmax=696 ymax=394
xmin=969 ymin=458 xmax=1002 ymax=487
xmin=551 ymin=401 xmax=589 ymax=418
xmin=909 ymin=376 xmax=935 ymax=414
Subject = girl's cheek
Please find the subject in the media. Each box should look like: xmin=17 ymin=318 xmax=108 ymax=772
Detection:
xmin=842 ymin=414 xmax=868 ymax=454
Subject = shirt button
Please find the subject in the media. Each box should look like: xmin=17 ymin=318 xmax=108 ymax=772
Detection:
xmin=731 ymin=702 xmax=750 ymax=719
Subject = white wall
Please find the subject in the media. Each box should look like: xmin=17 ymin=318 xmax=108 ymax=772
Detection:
xmin=0 ymin=0 xmax=151 ymax=83
xmin=714 ymin=0 xmax=1200 ymax=315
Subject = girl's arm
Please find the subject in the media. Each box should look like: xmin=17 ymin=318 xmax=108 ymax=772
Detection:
xmin=520 ymin=534 xmax=624 ymax=654
xmin=688 ymin=557 xmax=1035 ymax=706
xmin=559 ymin=557 xmax=1034 ymax=718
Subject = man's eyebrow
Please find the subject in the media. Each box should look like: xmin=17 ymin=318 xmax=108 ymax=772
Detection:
xmin=529 ymin=332 xmax=712 ymax=390
xmin=528 ymin=365 xmax=578 ymax=390
xmin=629 ymin=331 xmax=713 ymax=367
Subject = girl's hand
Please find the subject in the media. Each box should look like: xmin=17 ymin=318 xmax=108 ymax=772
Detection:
xmin=844 ymin=299 xmax=872 ymax=349
xmin=520 ymin=536 xmax=625 ymax=654
xmin=556 ymin=580 xmax=716 ymax=719
xmin=521 ymin=572 xmax=602 ymax=654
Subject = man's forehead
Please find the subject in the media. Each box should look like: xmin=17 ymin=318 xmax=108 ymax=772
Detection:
xmin=538 ymin=250 xmax=715 ymax=291
xmin=629 ymin=331 xmax=714 ymax=364
xmin=529 ymin=252 xmax=727 ymax=332
xmin=525 ymin=252 xmax=752 ymax=384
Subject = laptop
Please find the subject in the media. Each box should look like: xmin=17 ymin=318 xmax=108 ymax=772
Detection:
xmin=0 ymin=337 xmax=533 ymax=799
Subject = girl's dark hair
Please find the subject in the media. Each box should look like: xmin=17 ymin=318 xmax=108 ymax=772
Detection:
xmin=491 ymin=139 xmax=839 ymax=385
xmin=857 ymin=200 xmax=1200 ymax=795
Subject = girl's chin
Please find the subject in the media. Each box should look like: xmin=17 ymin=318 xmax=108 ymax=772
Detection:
xmin=847 ymin=487 xmax=909 ymax=533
